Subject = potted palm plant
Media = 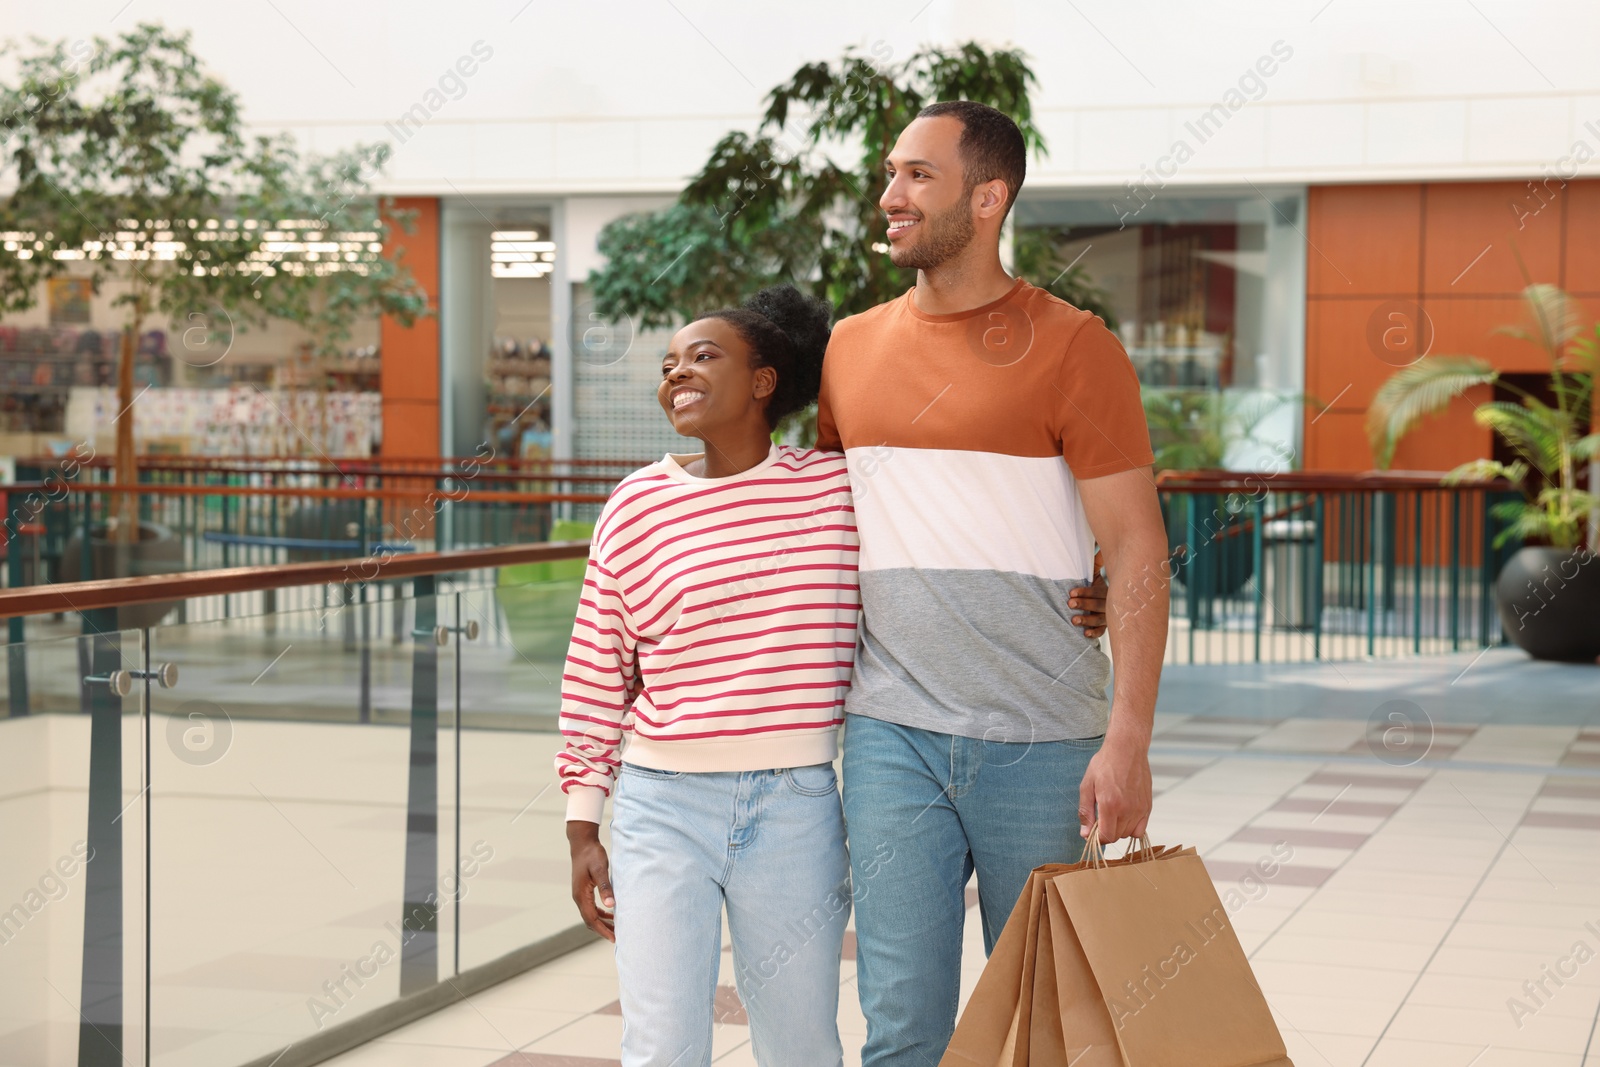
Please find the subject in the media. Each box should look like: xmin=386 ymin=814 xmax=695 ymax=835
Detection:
xmin=1367 ymin=284 xmax=1599 ymax=661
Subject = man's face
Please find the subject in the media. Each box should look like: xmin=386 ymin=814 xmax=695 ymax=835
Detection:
xmin=878 ymin=115 xmax=976 ymax=272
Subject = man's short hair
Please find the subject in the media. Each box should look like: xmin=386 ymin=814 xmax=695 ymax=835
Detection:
xmin=916 ymin=100 xmax=1027 ymax=218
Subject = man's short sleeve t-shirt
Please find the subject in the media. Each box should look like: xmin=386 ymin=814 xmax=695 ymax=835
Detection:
xmin=816 ymin=278 xmax=1153 ymax=742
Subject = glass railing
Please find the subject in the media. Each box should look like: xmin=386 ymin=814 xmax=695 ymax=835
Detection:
xmin=0 ymin=543 xmax=591 ymax=1067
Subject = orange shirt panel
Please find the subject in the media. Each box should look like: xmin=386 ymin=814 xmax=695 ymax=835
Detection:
xmin=817 ymin=281 xmax=1152 ymax=479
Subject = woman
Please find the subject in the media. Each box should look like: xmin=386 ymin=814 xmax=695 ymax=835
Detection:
xmin=557 ymin=284 xmax=1110 ymax=1065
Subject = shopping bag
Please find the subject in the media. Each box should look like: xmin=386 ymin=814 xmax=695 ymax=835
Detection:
xmin=938 ymin=844 xmax=1183 ymax=1067
xmin=940 ymin=832 xmax=1292 ymax=1067
xmin=1055 ymin=835 xmax=1293 ymax=1067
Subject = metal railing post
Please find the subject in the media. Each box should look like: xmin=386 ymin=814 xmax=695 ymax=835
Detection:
xmin=399 ymin=576 xmax=440 ymax=996
xmin=1252 ymin=494 xmax=1264 ymax=662
xmin=78 ymin=606 xmax=126 ymax=1067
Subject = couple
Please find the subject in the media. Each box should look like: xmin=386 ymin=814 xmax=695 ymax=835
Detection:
xmin=557 ymin=100 xmax=1168 ymax=1066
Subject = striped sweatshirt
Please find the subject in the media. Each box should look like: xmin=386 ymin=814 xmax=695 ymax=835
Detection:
xmin=556 ymin=444 xmax=860 ymax=822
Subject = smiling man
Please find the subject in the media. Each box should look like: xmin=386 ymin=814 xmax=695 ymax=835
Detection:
xmin=815 ymin=101 xmax=1171 ymax=1063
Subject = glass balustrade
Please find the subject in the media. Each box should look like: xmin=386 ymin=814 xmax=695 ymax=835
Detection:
xmin=0 ymin=558 xmax=590 ymax=1067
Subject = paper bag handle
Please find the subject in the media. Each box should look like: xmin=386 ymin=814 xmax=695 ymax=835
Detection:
xmin=1082 ymin=821 xmax=1155 ymax=869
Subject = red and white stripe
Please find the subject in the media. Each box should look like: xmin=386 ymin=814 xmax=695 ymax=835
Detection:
xmin=557 ymin=446 xmax=859 ymax=822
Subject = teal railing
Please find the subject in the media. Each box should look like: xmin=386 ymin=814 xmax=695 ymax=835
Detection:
xmin=1158 ymin=470 xmax=1522 ymax=664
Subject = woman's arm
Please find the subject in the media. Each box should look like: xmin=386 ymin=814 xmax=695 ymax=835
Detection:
xmin=556 ymin=551 xmax=638 ymax=940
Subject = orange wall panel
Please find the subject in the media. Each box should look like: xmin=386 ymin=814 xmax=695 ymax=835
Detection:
xmin=1303 ymin=410 xmax=1373 ymax=470
xmin=1306 ymin=297 xmax=1428 ymax=413
xmin=1305 ymin=180 xmax=1591 ymax=475
xmin=1426 ymin=296 xmax=1554 ymax=372
xmin=1563 ymin=179 xmax=1600 ymax=295
xmin=1420 ymin=182 xmax=1562 ymax=296
xmin=380 ymin=196 xmax=442 ymax=453
xmin=383 ymin=400 xmax=440 ymax=463
xmin=1387 ymin=393 xmax=1491 ymax=472
xmin=1306 ymin=184 xmax=1421 ymax=297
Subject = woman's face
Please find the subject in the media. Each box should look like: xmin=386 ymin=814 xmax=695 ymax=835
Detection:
xmin=658 ymin=317 xmax=775 ymax=439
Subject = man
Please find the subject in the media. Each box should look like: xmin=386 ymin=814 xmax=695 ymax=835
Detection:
xmin=816 ymin=100 xmax=1170 ymax=1063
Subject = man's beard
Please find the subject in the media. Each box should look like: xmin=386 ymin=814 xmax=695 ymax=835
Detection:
xmin=888 ymin=195 xmax=976 ymax=272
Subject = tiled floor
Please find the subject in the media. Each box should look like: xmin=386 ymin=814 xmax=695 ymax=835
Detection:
xmin=318 ymin=649 xmax=1600 ymax=1067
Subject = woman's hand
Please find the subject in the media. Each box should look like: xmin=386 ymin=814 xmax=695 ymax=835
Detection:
xmin=1069 ymin=551 xmax=1110 ymax=639
xmin=567 ymin=820 xmax=616 ymax=942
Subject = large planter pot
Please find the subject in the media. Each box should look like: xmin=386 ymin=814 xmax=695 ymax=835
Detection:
xmin=1495 ymin=545 xmax=1600 ymax=662
xmin=1164 ymin=494 xmax=1256 ymax=599
xmin=59 ymin=521 xmax=185 ymax=631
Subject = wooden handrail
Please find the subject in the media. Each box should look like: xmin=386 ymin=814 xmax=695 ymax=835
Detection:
xmin=106 ymin=467 xmax=629 ymax=486
xmin=0 ymin=541 xmax=590 ymax=618
xmin=15 ymin=454 xmax=651 ymax=470
xmin=6 ymin=481 xmax=609 ymax=505
xmin=1155 ymin=469 xmax=1516 ymax=492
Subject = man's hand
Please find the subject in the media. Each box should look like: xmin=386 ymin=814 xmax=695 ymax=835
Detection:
xmin=567 ymin=820 xmax=616 ymax=942
xmin=1075 ymin=468 xmax=1168 ymax=846
xmin=1078 ymin=734 xmax=1153 ymax=843
xmin=1068 ymin=550 xmax=1109 ymax=639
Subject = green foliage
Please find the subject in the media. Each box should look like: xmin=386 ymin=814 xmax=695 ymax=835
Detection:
xmin=0 ymin=23 xmax=262 ymax=318
xmin=1369 ymin=284 xmax=1597 ymax=548
xmin=588 ymin=42 xmax=1071 ymax=327
xmin=1142 ymin=388 xmax=1299 ymax=472
xmin=241 ymin=139 xmax=430 ymax=359
xmin=0 ymin=22 xmax=428 ymax=485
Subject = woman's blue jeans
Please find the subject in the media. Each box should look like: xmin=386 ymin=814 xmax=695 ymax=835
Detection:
xmin=610 ymin=762 xmax=850 ymax=1067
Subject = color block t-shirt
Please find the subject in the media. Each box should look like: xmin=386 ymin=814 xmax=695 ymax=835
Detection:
xmin=815 ymin=278 xmax=1153 ymax=743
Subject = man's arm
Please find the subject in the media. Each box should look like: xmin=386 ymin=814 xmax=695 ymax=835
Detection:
xmin=1075 ymin=466 xmax=1170 ymax=843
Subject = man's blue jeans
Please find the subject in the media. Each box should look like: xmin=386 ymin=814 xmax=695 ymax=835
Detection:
xmin=841 ymin=713 xmax=1102 ymax=1066
xmin=610 ymin=762 xmax=850 ymax=1067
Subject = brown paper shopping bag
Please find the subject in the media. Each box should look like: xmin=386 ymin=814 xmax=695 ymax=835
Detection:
xmin=938 ymin=845 xmax=1182 ymax=1067
xmin=1051 ymin=834 xmax=1294 ymax=1067
xmin=940 ymin=833 xmax=1291 ymax=1067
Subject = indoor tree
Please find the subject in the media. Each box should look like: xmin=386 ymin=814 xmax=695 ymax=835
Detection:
xmin=587 ymin=44 xmax=1117 ymax=439
xmin=242 ymin=140 xmax=430 ymax=455
xmin=0 ymin=23 xmax=281 ymax=540
xmin=1367 ymin=283 xmax=1598 ymax=549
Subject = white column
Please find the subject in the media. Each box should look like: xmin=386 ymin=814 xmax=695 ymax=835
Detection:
xmin=549 ymin=199 xmax=575 ymax=519
xmin=440 ymin=201 xmax=493 ymax=457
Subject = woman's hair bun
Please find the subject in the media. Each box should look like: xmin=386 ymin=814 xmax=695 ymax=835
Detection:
xmin=744 ymin=284 xmax=831 ymax=370
xmin=705 ymin=284 xmax=832 ymax=430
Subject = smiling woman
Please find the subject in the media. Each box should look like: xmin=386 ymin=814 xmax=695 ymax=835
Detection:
xmin=559 ymin=284 xmax=861 ymax=1064
xmin=658 ymin=285 xmax=830 ymax=476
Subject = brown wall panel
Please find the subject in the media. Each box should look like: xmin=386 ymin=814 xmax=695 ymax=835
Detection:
xmin=1307 ymin=184 xmax=1421 ymax=297
xmin=1420 ymin=182 xmax=1563 ymax=295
